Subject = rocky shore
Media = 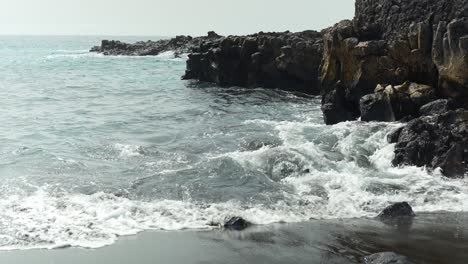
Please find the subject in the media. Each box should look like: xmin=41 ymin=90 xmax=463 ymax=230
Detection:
xmin=91 ymin=0 xmax=468 ymax=177
xmin=182 ymin=0 xmax=468 ymax=178
xmin=182 ymin=30 xmax=323 ymax=94
xmin=90 ymin=31 xmax=222 ymax=56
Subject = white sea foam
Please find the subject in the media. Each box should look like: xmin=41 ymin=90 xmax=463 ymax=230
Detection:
xmin=114 ymin=143 xmax=144 ymax=158
xmin=45 ymin=52 xmax=104 ymax=59
xmin=1 ymin=119 xmax=467 ymax=250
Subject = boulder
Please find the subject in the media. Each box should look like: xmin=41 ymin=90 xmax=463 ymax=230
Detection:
xmin=393 ymin=109 xmax=468 ymax=177
xmin=360 ymin=93 xmax=395 ymax=122
xmin=377 ymin=202 xmax=416 ymax=219
xmin=224 ymin=217 xmax=251 ymax=231
xmin=364 ymin=252 xmax=414 ymax=264
xmin=359 ymin=82 xmax=437 ymax=122
xmin=419 ymin=99 xmax=452 ymax=116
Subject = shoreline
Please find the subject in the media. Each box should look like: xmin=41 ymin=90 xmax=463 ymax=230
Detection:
xmin=1 ymin=212 xmax=466 ymax=264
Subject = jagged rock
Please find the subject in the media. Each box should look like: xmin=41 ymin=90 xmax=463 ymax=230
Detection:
xmin=90 ymin=32 xmax=222 ymax=56
xmin=321 ymin=0 xmax=467 ymax=125
xmin=433 ymin=18 xmax=468 ymax=98
xmin=360 ymin=93 xmax=394 ymax=122
xmin=393 ymin=109 xmax=468 ymax=177
xmin=183 ymin=31 xmax=323 ymax=94
xmin=419 ymin=99 xmax=453 ymax=116
xmin=387 ymin=127 xmax=404 ymax=144
xmin=359 ymin=82 xmax=437 ymax=122
xmin=224 ymin=217 xmax=251 ymax=231
xmin=364 ymin=252 xmax=414 ymax=264
xmin=377 ymin=202 xmax=416 ymax=219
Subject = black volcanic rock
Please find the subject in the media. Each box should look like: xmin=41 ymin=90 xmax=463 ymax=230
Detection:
xmin=392 ymin=109 xmax=468 ymax=178
xmin=183 ymin=31 xmax=324 ymax=94
xmin=378 ymin=202 xmax=416 ymax=219
xmin=90 ymin=32 xmax=223 ymax=56
xmin=359 ymin=82 xmax=437 ymax=122
xmin=321 ymin=0 xmax=468 ymax=124
xmin=224 ymin=217 xmax=251 ymax=231
xmin=419 ymin=99 xmax=455 ymax=116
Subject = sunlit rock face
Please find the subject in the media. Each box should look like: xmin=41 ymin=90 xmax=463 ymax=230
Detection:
xmin=321 ymin=0 xmax=468 ymax=124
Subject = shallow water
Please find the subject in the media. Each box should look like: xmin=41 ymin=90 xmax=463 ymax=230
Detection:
xmin=0 ymin=36 xmax=467 ymax=250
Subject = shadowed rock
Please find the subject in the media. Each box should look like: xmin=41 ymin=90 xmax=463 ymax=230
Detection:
xmin=392 ymin=109 xmax=468 ymax=177
xmin=419 ymin=99 xmax=456 ymax=116
xmin=359 ymin=82 xmax=436 ymax=122
xmin=224 ymin=217 xmax=251 ymax=231
xmin=183 ymin=31 xmax=324 ymax=94
xmin=378 ymin=202 xmax=416 ymax=219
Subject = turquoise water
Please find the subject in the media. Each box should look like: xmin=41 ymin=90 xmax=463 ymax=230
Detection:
xmin=0 ymin=36 xmax=466 ymax=250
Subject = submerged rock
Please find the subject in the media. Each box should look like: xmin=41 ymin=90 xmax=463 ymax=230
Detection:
xmin=90 ymin=32 xmax=222 ymax=56
xmin=378 ymin=202 xmax=416 ymax=219
xmin=240 ymin=139 xmax=278 ymax=151
xmin=364 ymin=252 xmax=414 ymax=264
xmin=224 ymin=217 xmax=251 ymax=231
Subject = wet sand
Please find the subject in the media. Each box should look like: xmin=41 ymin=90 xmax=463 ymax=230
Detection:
xmin=0 ymin=212 xmax=466 ymax=264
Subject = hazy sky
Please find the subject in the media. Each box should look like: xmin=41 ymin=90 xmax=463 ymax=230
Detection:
xmin=0 ymin=0 xmax=355 ymax=36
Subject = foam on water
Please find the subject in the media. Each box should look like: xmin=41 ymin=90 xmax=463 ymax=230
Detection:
xmin=0 ymin=119 xmax=466 ymax=250
xmin=114 ymin=143 xmax=144 ymax=158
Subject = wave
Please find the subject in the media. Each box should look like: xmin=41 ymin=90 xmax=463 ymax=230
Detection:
xmin=45 ymin=50 xmax=188 ymax=61
xmin=0 ymin=119 xmax=466 ymax=250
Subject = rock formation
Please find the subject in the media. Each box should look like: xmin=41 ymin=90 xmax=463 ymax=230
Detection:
xmin=183 ymin=31 xmax=324 ymax=94
xmin=377 ymin=202 xmax=416 ymax=219
xmin=90 ymin=31 xmax=222 ymax=56
xmin=223 ymin=217 xmax=251 ymax=231
xmin=390 ymin=109 xmax=468 ymax=178
xmin=321 ymin=0 xmax=468 ymax=125
xmin=319 ymin=0 xmax=467 ymax=177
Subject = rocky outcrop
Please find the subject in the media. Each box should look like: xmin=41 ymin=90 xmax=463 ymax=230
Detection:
xmin=90 ymin=31 xmax=222 ymax=56
xmin=183 ymin=31 xmax=324 ymax=94
xmin=377 ymin=202 xmax=416 ymax=220
xmin=433 ymin=18 xmax=468 ymax=98
xmin=224 ymin=217 xmax=251 ymax=231
xmin=359 ymin=82 xmax=436 ymax=122
xmin=321 ymin=0 xmax=468 ymax=124
xmin=390 ymin=109 xmax=468 ymax=178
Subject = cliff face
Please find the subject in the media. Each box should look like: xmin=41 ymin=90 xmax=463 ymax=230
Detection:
xmin=183 ymin=31 xmax=324 ymax=94
xmin=321 ymin=0 xmax=468 ymax=124
xmin=320 ymin=0 xmax=468 ymax=177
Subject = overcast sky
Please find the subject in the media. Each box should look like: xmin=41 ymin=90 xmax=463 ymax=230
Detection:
xmin=0 ymin=0 xmax=355 ymax=36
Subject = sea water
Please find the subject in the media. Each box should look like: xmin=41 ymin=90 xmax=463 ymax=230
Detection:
xmin=0 ymin=36 xmax=466 ymax=250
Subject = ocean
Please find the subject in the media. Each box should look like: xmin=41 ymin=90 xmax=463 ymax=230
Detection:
xmin=0 ymin=36 xmax=466 ymax=250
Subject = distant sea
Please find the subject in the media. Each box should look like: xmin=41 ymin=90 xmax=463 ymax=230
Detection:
xmin=0 ymin=36 xmax=466 ymax=250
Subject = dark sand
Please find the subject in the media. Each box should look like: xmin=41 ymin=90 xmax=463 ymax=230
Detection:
xmin=0 ymin=212 xmax=466 ymax=264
